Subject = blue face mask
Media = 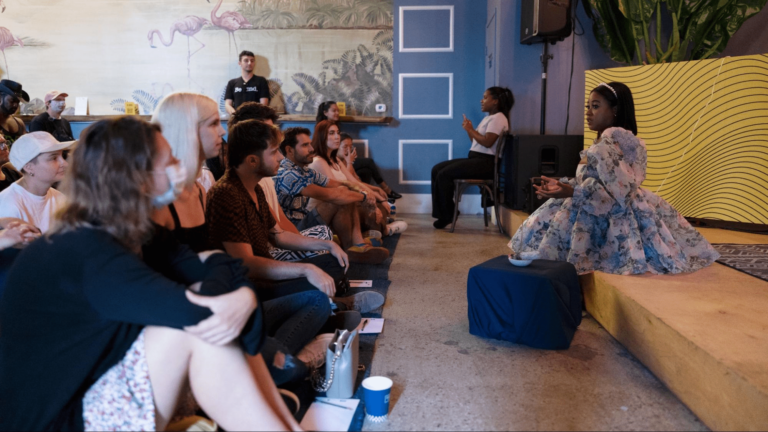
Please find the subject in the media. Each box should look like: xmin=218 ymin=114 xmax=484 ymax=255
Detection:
xmin=152 ymin=163 xmax=187 ymax=208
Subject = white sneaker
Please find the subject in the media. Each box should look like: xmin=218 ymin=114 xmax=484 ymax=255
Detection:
xmin=363 ymin=230 xmax=382 ymax=239
xmin=296 ymin=333 xmax=335 ymax=369
xmin=386 ymin=220 xmax=408 ymax=235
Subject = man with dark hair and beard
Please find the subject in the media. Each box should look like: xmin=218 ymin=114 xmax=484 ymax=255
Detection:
xmin=206 ymin=120 xmax=384 ymax=313
xmin=0 ymin=80 xmax=28 ymax=147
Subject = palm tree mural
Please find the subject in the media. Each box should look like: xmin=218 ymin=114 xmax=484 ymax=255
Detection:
xmin=285 ymin=30 xmax=392 ymax=116
xmin=237 ymin=0 xmax=392 ymax=29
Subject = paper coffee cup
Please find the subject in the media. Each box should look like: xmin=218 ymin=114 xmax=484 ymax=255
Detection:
xmin=362 ymin=376 xmax=393 ymax=423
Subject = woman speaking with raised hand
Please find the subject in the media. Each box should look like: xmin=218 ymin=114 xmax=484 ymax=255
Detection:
xmin=431 ymin=87 xmax=514 ymax=229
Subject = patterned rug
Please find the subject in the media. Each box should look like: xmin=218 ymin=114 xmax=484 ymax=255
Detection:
xmin=712 ymin=244 xmax=768 ymax=283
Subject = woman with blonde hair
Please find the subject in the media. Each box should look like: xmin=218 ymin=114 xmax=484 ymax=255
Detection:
xmin=151 ymin=91 xmax=226 ymax=252
xmin=0 ymin=116 xmax=300 ymax=431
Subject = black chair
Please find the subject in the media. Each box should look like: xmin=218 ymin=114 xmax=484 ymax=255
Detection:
xmin=450 ymin=134 xmax=508 ymax=234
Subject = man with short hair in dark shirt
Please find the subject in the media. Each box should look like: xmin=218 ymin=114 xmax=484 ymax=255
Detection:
xmin=29 ymin=91 xmax=74 ymax=142
xmin=224 ymin=50 xmax=270 ymax=116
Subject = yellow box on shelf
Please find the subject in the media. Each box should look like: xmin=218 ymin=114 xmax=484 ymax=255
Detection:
xmin=124 ymin=102 xmax=139 ymax=115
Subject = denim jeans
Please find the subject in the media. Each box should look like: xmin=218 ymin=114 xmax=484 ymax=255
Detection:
xmin=260 ymin=289 xmax=332 ymax=385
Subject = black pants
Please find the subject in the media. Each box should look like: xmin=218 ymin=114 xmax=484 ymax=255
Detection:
xmin=431 ymin=151 xmax=495 ymax=221
xmin=353 ymin=157 xmax=385 ymax=185
xmin=255 ymin=253 xmax=346 ymax=301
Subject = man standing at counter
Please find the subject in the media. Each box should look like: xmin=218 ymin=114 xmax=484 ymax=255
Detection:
xmin=224 ymin=50 xmax=270 ymax=115
xmin=29 ymin=91 xmax=74 ymax=142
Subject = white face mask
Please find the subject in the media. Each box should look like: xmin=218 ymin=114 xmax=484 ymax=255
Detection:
xmin=50 ymin=101 xmax=66 ymax=112
xmin=152 ymin=163 xmax=187 ymax=208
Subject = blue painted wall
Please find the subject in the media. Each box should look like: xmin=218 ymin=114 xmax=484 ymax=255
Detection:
xmin=283 ymin=0 xmax=487 ymax=195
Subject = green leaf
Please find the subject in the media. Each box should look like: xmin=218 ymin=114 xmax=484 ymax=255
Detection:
xmin=583 ymin=0 xmax=637 ymax=63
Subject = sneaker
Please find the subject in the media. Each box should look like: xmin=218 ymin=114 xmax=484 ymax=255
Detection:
xmin=387 ymin=190 xmax=402 ymax=200
xmin=386 ymin=220 xmax=408 ymax=235
xmin=334 ymin=291 xmax=385 ymax=314
xmin=296 ymin=333 xmax=335 ymax=369
xmin=363 ymin=230 xmax=382 ymax=239
xmin=346 ymin=244 xmax=389 ymax=264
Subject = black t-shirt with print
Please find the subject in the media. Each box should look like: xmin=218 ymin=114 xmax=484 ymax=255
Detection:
xmin=225 ymin=75 xmax=270 ymax=109
xmin=29 ymin=112 xmax=74 ymax=142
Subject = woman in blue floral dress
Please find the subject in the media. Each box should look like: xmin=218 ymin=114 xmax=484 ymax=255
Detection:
xmin=509 ymin=82 xmax=719 ymax=275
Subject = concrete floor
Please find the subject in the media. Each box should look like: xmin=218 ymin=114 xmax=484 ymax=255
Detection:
xmin=363 ymin=214 xmax=708 ymax=431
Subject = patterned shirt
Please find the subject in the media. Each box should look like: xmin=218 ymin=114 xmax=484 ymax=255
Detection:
xmin=206 ymin=169 xmax=276 ymax=259
xmin=274 ymin=158 xmax=329 ymax=225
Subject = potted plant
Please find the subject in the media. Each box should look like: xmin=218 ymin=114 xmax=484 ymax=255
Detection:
xmin=583 ymin=0 xmax=767 ymax=64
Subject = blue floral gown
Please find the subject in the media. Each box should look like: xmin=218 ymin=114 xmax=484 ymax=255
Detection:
xmin=509 ymin=127 xmax=720 ymax=275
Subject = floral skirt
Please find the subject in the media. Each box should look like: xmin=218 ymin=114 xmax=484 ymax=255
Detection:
xmin=83 ymin=329 xmax=156 ymax=431
xmin=509 ymin=188 xmax=720 ymax=275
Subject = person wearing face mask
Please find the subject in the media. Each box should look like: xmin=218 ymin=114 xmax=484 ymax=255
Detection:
xmin=29 ymin=91 xmax=75 ymax=142
xmin=0 ymin=79 xmax=27 ymax=146
xmin=151 ymin=92 xmax=226 ymax=253
xmin=0 ymin=132 xmax=72 ymax=233
xmin=509 ymin=82 xmax=719 ymax=275
xmin=0 ymin=136 xmax=22 ymax=192
xmin=0 ymin=117 xmax=301 ymax=432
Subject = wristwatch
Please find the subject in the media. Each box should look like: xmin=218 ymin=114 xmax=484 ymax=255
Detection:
xmin=360 ymin=190 xmax=368 ymax=203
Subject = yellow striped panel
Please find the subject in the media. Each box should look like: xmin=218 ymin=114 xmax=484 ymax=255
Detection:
xmin=584 ymin=54 xmax=768 ymax=224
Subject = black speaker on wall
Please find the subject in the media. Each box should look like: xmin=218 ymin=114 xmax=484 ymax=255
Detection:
xmin=501 ymin=135 xmax=584 ymax=211
xmin=520 ymin=0 xmax=572 ymax=44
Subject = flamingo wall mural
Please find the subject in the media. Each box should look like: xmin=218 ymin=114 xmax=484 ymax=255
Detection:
xmin=207 ymin=0 xmax=251 ymax=53
xmin=148 ymin=15 xmax=210 ymax=89
xmin=0 ymin=27 xmax=22 ymax=78
xmin=1 ymin=0 xmax=393 ymax=115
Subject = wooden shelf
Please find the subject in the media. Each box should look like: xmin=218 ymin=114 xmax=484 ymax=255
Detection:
xmin=19 ymin=114 xmax=394 ymax=125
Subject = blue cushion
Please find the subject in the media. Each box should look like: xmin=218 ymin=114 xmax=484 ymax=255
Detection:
xmin=467 ymin=256 xmax=582 ymax=350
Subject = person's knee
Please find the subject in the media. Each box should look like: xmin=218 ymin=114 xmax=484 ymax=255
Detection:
xmin=436 ymin=168 xmax=454 ymax=183
xmin=306 ymin=290 xmax=332 ymax=314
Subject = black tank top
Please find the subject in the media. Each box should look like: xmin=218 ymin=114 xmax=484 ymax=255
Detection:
xmin=167 ymin=186 xmax=209 ymax=253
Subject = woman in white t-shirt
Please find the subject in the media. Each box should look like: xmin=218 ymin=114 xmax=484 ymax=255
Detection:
xmin=431 ymin=87 xmax=514 ymax=228
xmin=0 ymin=132 xmax=71 ymax=233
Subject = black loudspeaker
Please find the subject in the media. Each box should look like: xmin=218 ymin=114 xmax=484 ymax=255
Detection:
xmin=501 ymin=135 xmax=584 ymax=211
xmin=520 ymin=0 xmax=572 ymax=44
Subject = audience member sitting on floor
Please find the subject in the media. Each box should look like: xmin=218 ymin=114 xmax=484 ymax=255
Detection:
xmin=0 ymin=132 xmax=72 ymax=233
xmin=308 ymin=121 xmax=390 ymax=235
xmin=0 ymin=136 xmax=22 ymax=192
xmin=275 ymin=125 xmax=390 ymax=264
xmin=29 ymin=91 xmax=75 ymax=142
xmin=431 ymin=86 xmax=514 ymax=229
xmin=0 ymin=116 xmax=300 ymax=431
xmin=206 ymin=119 xmax=384 ymax=314
xmin=0 ymin=79 xmax=27 ymax=146
xmin=150 ymin=94 xmax=339 ymax=387
xmin=150 ymin=92 xmax=227 ymax=251
xmin=338 ymin=132 xmax=408 ymax=237
xmin=228 ymin=102 xmax=335 ymax=262
xmin=317 ymin=100 xmax=401 ymax=201
xmin=509 ymin=82 xmax=720 ymax=275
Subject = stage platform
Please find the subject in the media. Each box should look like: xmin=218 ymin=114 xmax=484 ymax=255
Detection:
xmin=582 ymin=228 xmax=768 ymax=431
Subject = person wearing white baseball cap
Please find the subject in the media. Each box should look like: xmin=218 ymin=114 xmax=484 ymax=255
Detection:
xmin=0 ymin=131 xmax=72 ymax=233
xmin=29 ymin=90 xmax=74 ymax=142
